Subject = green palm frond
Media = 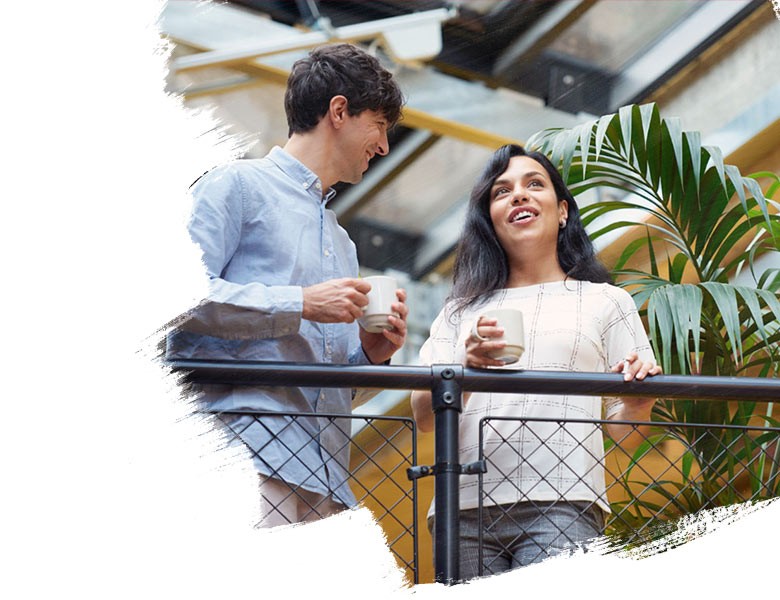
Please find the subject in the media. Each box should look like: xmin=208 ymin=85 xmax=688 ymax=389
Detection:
xmin=531 ymin=103 xmax=780 ymax=526
xmin=528 ymin=103 xmax=780 ymax=376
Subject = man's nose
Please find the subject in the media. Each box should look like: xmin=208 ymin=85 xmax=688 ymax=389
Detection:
xmin=377 ymin=130 xmax=389 ymax=156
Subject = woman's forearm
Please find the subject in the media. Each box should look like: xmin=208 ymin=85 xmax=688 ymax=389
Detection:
xmin=411 ymin=390 xmax=434 ymax=433
xmin=605 ymin=397 xmax=656 ymax=449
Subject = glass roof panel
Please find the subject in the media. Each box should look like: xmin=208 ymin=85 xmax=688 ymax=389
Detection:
xmin=547 ymin=0 xmax=702 ymax=73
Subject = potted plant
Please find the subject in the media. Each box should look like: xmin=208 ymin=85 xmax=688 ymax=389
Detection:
xmin=528 ymin=103 xmax=780 ymax=544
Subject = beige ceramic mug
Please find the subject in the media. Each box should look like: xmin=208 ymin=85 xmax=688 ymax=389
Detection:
xmin=358 ymin=276 xmax=400 ymax=333
xmin=471 ymin=308 xmax=525 ymax=365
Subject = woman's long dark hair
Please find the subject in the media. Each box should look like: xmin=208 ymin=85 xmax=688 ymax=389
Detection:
xmin=449 ymin=144 xmax=611 ymax=315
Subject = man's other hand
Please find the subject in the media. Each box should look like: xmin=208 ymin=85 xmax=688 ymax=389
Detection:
xmin=302 ymin=278 xmax=371 ymax=323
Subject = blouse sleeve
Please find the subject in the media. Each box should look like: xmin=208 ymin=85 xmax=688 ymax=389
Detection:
xmin=601 ymin=286 xmax=656 ymax=370
xmin=601 ymin=286 xmax=657 ymax=417
xmin=419 ymin=304 xmax=464 ymax=366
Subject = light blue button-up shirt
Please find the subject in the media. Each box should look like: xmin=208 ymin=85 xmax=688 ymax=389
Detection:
xmin=167 ymin=146 xmax=372 ymax=506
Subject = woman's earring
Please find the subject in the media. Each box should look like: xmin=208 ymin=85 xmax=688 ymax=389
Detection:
xmin=559 ymin=217 xmax=567 ymax=229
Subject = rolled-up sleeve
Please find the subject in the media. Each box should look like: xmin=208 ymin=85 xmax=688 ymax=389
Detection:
xmin=181 ymin=165 xmax=303 ymax=340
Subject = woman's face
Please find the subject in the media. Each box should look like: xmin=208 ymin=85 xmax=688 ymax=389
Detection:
xmin=488 ymin=155 xmax=568 ymax=256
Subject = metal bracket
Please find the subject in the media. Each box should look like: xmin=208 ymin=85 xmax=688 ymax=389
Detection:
xmin=461 ymin=460 xmax=487 ymax=475
xmin=407 ymin=460 xmax=486 ymax=480
xmin=431 ymin=364 xmax=464 ymax=412
xmin=407 ymin=465 xmax=434 ymax=480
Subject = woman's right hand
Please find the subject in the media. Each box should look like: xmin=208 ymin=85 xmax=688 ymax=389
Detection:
xmin=464 ymin=317 xmax=508 ymax=368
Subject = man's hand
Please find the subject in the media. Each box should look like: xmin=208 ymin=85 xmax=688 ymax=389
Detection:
xmin=302 ymin=278 xmax=371 ymax=323
xmin=360 ymin=289 xmax=409 ymax=364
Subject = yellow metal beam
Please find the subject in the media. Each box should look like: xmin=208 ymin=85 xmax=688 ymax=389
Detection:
xmin=400 ymin=107 xmax=521 ymax=150
xmin=170 ymin=45 xmax=523 ymax=151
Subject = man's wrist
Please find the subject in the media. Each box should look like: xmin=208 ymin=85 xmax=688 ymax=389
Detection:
xmin=362 ymin=344 xmax=392 ymax=365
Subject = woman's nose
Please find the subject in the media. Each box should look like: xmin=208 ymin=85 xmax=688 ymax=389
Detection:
xmin=510 ymin=188 xmax=526 ymax=204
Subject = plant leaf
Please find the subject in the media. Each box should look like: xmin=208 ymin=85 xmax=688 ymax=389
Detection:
xmin=619 ymin=105 xmax=634 ymax=166
xmin=579 ymin=119 xmax=596 ymax=177
xmin=665 ymin=117 xmax=685 ymax=183
xmin=703 ymin=145 xmax=728 ymax=200
xmin=595 ymin=113 xmax=615 ymax=162
xmin=686 ymin=131 xmax=702 ymax=195
xmin=560 ymin=125 xmax=582 ymax=184
xmin=642 ymin=104 xmax=662 ymax=188
xmin=648 ymin=286 xmax=675 ymax=373
xmin=701 ymin=282 xmax=742 ymax=365
xmin=735 ymin=286 xmax=769 ymax=349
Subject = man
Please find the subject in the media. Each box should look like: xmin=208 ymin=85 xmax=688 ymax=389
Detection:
xmin=167 ymin=43 xmax=408 ymax=526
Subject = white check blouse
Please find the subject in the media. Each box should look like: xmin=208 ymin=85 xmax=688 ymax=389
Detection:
xmin=419 ymin=280 xmax=655 ymax=516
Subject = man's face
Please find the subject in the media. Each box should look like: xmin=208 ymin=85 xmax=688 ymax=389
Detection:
xmin=336 ymin=109 xmax=390 ymax=184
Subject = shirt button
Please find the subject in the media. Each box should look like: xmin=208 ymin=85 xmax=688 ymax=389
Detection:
xmin=316 ymin=182 xmax=322 ymax=190
xmin=324 ymin=249 xmax=330 ymax=257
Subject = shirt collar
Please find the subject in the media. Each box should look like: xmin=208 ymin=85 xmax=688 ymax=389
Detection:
xmin=268 ymin=146 xmax=337 ymax=205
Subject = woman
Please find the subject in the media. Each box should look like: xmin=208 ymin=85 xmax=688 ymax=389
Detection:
xmin=411 ymin=144 xmax=661 ymax=579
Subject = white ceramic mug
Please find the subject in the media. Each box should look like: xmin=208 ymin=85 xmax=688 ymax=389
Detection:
xmin=471 ymin=308 xmax=525 ymax=365
xmin=358 ymin=276 xmax=399 ymax=333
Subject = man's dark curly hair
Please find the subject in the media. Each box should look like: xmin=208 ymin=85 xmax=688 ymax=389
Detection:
xmin=284 ymin=43 xmax=404 ymax=136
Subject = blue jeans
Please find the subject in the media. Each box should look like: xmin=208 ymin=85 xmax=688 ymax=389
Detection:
xmin=432 ymin=501 xmax=604 ymax=580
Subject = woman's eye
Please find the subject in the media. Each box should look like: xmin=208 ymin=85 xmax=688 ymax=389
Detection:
xmin=493 ymin=187 xmax=510 ymax=198
xmin=529 ymin=180 xmax=543 ymax=187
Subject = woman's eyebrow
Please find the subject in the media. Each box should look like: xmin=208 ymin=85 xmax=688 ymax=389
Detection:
xmin=491 ymin=178 xmax=512 ymax=188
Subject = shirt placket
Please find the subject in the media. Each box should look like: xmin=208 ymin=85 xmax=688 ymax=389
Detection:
xmin=307 ymin=184 xmax=327 ymax=412
xmin=316 ymin=185 xmax=340 ymax=494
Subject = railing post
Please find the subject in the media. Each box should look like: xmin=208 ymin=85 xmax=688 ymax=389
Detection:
xmin=431 ymin=364 xmax=463 ymax=585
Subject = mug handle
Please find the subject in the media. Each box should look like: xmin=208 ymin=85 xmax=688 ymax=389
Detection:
xmin=471 ymin=316 xmax=492 ymax=341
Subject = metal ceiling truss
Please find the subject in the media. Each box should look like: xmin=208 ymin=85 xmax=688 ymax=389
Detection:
xmin=160 ymin=0 xmax=769 ymax=279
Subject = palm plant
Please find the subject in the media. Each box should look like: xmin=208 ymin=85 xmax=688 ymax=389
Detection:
xmin=527 ymin=103 xmax=780 ymax=538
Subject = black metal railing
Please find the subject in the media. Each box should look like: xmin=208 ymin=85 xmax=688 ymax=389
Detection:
xmin=170 ymin=360 xmax=780 ymax=585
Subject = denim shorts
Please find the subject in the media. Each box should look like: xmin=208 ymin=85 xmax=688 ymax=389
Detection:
xmin=430 ymin=501 xmax=605 ymax=580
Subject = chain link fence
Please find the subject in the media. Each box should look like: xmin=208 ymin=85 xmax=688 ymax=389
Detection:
xmin=476 ymin=415 xmax=780 ymax=576
xmin=208 ymin=410 xmax=420 ymax=583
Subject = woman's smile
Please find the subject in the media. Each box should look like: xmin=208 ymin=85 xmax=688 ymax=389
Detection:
xmin=507 ymin=206 xmax=540 ymax=225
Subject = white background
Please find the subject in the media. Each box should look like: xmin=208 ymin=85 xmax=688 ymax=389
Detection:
xmin=2 ymin=1 xmax=778 ymax=597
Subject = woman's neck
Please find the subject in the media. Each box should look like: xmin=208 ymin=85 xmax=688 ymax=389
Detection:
xmin=505 ymin=253 xmax=567 ymax=288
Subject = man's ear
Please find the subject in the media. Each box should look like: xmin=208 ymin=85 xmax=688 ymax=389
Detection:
xmin=328 ymin=95 xmax=349 ymax=129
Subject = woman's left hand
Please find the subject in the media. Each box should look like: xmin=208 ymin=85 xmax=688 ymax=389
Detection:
xmin=611 ymin=351 xmax=662 ymax=381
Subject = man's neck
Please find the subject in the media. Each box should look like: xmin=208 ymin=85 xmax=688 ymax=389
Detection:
xmin=283 ymin=132 xmax=336 ymax=196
